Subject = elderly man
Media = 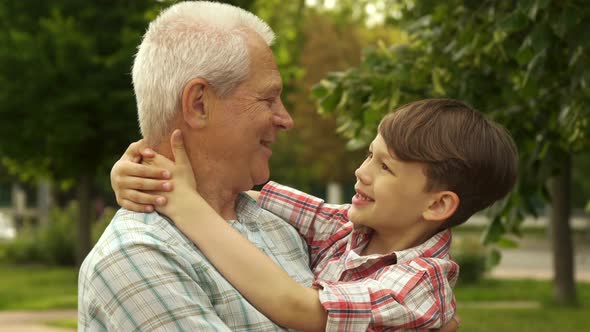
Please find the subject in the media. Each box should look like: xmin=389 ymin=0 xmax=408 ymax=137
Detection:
xmin=79 ymin=1 xmax=460 ymax=331
xmin=78 ymin=2 xmax=310 ymax=331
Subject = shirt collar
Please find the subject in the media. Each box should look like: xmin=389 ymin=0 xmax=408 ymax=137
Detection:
xmin=345 ymin=228 xmax=452 ymax=267
xmin=234 ymin=192 xmax=260 ymax=224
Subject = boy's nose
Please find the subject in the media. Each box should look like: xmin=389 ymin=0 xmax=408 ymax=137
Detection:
xmin=354 ymin=164 xmax=371 ymax=184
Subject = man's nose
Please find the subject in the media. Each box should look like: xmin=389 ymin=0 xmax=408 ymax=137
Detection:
xmin=273 ymin=100 xmax=294 ymax=130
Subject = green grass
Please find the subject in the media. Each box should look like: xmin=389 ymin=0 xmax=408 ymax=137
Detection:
xmin=0 ymin=264 xmax=77 ymax=310
xmin=455 ymin=278 xmax=590 ymax=303
xmin=455 ymin=279 xmax=590 ymax=331
xmin=1 ymin=263 xmax=589 ymax=331
xmin=46 ymin=318 xmax=77 ymax=329
xmin=457 ymin=307 xmax=589 ymax=332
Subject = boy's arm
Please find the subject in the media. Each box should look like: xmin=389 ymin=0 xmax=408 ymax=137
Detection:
xmin=313 ymin=258 xmax=458 ymax=330
xmin=147 ymin=131 xmax=328 ymax=331
xmin=165 ymin=191 xmax=328 ymax=331
xmin=259 ymin=181 xmax=350 ymax=249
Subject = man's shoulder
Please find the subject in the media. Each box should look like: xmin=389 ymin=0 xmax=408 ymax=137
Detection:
xmin=81 ymin=209 xmax=186 ymax=271
xmin=104 ymin=208 xmax=178 ymax=242
xmin=240 ymin=195 xmax=294 ymax=231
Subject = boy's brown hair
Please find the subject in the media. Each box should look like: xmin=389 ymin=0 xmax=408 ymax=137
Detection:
xmin=379 ymin=98 xmax=518 ymax=229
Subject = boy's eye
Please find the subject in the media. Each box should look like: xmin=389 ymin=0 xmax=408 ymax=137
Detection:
xmin=381 ymin=163 xmax=391 ymax=172
xmin=366 ymin=151 xmax=373 ymax=159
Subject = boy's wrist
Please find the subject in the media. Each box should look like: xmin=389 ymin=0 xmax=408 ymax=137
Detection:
xmin=163 ymin=188 xmax=203 ymax=222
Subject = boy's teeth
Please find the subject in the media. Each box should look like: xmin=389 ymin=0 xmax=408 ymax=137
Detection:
xmin=357 ymin=193 xmax=371 ymax=201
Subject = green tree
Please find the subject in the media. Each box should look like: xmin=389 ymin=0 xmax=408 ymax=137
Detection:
xmin=255 ymin=1 xmax=407 ymax=194
xmin=0 ymin=0 xmax=165 ymax=265
xmin=313 ymin=0 xmax=589 ymax=305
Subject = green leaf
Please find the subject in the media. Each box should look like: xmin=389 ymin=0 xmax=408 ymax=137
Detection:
xmin=483 ymin=216 xmax=506 ymax=245
xmin=521 ymin=50 xmax=546 ymax=89
xmin=486 ymin=247 xmax=502 ymax=269
xmin=497 ymin=12 xmax=528 ymax=33
xmin=518 ymin=0 xmax=539 ymax=20
xmin=529 ymin=23 xmax=552 ymax=53
xmin=497 ymin=236 xmax=519 ymax=249
xmin=537 ymin=0 xmax=551 ymax=9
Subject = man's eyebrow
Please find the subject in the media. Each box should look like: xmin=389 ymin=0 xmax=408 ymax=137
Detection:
xmin=268 ymin=85 xmax=282 ymax=96
xmin=263 ymin=81 xmax=282 ymax=96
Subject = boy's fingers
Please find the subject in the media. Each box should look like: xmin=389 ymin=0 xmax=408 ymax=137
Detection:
xmin=170 ymin=130 xmax=190 ymax=167
xmin=141 ymin=148 xmax=156 ymax=159
xmin=436 ymin=315 xmax=460 ymax=332
xmin=120 ymin=189 xmax=167 ymax=207
xmin=118 ymin=199 xmax=155 ymax=213
xmin=124 ymin=140 xmax=148 ymax=162
xmin=118 ymin=177 xmax=172 ymax=192
xmin=119 ymin=162 xmax=170 ymax=179
xmin=144 ymin=154 xmax=176 ymax=171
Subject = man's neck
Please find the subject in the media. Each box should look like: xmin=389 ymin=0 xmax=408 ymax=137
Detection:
xmin=152 ymin=139 xmax=241 ymax=221
xmin=197 ymin=183 xmax=240 ymax=220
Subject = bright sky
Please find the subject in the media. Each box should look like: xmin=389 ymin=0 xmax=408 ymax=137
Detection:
xmin=305 ymin=0 xmax=392 ymax=26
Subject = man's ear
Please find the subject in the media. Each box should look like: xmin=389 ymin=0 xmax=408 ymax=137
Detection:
xmin=181 ymin=78 xmax=210 ymax=129
xmin=422 ymin=191 xmax=459 ymax=222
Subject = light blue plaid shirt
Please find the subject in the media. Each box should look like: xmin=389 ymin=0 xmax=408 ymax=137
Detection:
xmin=78 ymin=193 xmax=313 ymax=331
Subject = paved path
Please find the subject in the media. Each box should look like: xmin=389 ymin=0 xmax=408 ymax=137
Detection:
xmin=0 ymin=309 xmax=76 ymax=332
xmin=489 ymin=235 xmax=590 ymax=281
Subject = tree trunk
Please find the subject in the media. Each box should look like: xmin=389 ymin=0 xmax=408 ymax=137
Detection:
xmin=77 ymin=174 xmax=93 ymax=267
xmin=11 ymin=182 xmax=26 ymax=231
xmin=549 ymin=154 xmax=577 ymax=305
xmin=36 ymin=180 xmax=52 ymax=225
xmin=326 ymin=182 xmax=343 ymax=204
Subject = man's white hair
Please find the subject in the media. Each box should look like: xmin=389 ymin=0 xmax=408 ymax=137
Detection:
xmin=132 ymin=1 xmax=275 ymax=144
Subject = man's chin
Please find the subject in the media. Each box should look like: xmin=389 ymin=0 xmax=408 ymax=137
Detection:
xmin=252 ymin=169 xmax=270 ymax=186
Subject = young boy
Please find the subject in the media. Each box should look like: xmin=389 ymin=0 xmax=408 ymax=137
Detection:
xmin=111 ymin=99 xmax=518 ymax=331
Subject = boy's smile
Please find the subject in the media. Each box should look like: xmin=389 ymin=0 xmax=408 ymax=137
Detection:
xmin=351 ymin=188 xmax=374 ymax=205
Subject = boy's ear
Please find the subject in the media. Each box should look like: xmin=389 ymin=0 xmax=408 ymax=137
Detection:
xmin=181 ymin=78 xmax=210 ymax=129
xmin=423 ymin=191 xmax=460 ymax=222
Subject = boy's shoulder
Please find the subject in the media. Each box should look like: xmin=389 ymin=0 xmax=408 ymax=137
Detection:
xmin=392 ymin=230 xmax=458 ymax=276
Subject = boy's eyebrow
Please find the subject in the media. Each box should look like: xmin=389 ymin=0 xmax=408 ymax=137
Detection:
xmin=374 ymin=145 xmax=399 ymax=165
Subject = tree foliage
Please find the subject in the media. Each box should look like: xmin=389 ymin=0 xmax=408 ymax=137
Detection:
xmin=313 ymin=0 xmax=590 ymax=242
xmin=0 ymin=0 xmax=167 ymax=263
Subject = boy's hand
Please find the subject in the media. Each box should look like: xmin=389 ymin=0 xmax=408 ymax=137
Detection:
xmin=111 ymin=139 xmax=172 ymax=212
xmin=246 ymin=190 xmax=260 ymax=202
xmin=142 ymin=130 xmax=199 ymax=220
xmin=432 ymin=315 xmax=460 ymax=332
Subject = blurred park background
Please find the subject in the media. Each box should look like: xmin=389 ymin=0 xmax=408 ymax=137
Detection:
xmin=0 ymin=0 xmax=589 ymax=331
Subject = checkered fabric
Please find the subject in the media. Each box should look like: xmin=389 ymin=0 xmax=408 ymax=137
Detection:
xmin=78 ymin=193 xmax=314 ymax=331
xmin=260 ymin=181 xmax=458 ymax=331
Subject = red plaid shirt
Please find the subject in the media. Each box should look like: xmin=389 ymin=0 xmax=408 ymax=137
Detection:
xmin=260 ymin=182 xmax=458 ymax=332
